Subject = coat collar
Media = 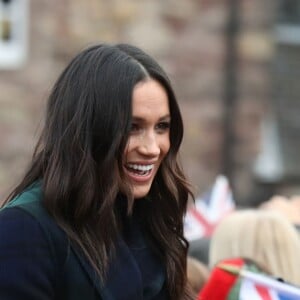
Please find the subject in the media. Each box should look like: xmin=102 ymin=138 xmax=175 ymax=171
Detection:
xmin=71 ymin=235 xmax=143 ymax=300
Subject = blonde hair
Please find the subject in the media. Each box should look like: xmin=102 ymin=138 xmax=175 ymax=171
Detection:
xmin=187 ymin=256 xmax=209 ymax=294
xmin=209 ymin=209 xmax=300 ymax=285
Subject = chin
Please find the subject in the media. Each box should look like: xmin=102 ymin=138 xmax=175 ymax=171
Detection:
xmin=133 ymin=186 xmax=151 ymax=199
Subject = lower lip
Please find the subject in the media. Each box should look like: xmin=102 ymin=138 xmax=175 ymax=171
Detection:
xmin=124 ymin=168 xmax=154 ymax=183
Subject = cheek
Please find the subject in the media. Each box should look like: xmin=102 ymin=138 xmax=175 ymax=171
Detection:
xmin=124 ymin=137 xmax=135 ymax=155
xmin=160 ymin=136 xmax=171 ymax=157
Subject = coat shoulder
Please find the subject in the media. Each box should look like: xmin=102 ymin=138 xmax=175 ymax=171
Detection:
xmin=1 ymin=182 xmax=69 ymax=268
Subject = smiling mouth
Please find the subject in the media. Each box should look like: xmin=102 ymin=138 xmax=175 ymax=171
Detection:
xmin=125 ymin=163 xmax=154 ymax=176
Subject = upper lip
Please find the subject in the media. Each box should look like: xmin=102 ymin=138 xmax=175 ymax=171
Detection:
xmin=125 ymin=162 xmax=156 ymax=172
xmin=125 ymin=161 xmax=157 ymax=165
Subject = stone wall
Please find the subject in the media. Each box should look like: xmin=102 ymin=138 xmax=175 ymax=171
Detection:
xmin=0 ymin=0 xmax=276 ymax=205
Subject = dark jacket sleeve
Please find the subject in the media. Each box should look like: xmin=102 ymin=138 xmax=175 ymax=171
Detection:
xmin=0 ymin=207 xmax=57 ymax=300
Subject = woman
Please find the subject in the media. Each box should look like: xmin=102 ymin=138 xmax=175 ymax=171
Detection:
xmin=0 ymin=44 xmax=194 ymax=299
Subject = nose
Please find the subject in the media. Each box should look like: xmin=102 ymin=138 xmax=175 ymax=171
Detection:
xmin=138 ymin=131 xmax=160 ymax=157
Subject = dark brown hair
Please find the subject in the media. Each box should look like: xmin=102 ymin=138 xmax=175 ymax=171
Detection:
xmin=3 ymin=43 xmax=194 ymax=300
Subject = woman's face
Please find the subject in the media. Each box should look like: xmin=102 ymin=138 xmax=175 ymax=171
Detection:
xmin=124 ymin=79 xmax=171 ymax=199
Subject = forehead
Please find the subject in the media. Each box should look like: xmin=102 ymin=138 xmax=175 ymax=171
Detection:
xmin=132 ymin=79 xmax=170 ymax=117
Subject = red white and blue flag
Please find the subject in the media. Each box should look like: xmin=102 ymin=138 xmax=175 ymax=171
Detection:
xmin=238 ymin=274 xmax=300 ymax=300
xmin=199 ymin=259 xmax=300 ymax=300
xmin=184 ymin=175 xmax=235 ymax=241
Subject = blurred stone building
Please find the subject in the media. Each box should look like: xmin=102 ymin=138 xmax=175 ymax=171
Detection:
xmin=0 ymin=0 xmax=299 ymax=206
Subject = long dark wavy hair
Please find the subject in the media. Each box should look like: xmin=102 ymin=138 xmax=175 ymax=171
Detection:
xmin=3 ymin=44 xmax=194 ymax=300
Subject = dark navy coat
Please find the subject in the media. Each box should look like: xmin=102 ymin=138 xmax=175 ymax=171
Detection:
xmin=0 ymin=184 xmax=167 ymax=299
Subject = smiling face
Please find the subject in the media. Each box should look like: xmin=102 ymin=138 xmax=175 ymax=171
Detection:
xmin=124 ymin=79 xmax=171 ymax=199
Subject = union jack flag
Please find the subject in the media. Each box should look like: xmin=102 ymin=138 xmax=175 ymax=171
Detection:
xmin=184 ymin=175 xmax=235 ymax=241
xmin=231 ymin=267 xmax=300 ymax=300
xmin=238 ymin=279 xmax=300 ymax=300
xmin=199 ymin=259 xmax=300 ymax=300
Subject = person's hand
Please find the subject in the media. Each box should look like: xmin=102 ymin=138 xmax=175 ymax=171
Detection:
xmin=260 ymin=195 xmax=300 ymax=225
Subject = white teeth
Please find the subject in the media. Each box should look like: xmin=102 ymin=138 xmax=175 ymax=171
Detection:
xmin=127 ymin=164 xmax=154 ymax=171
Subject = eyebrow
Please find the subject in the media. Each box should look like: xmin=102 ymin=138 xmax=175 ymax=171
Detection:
xmin=132 ymin=114 xmax=171 ymax=122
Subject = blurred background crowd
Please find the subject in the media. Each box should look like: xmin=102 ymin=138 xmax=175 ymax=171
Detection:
xmin=1 ymin=1 xmax=300 ymax=298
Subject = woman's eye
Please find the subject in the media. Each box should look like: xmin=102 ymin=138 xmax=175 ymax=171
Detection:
xmin=156 ymin=122 xmax=170 ymax=132
xmin=130 ymin=123 xmax=140 ymax=133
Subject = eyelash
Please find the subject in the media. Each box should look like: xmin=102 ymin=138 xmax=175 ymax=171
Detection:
xmin=156 ymin=122 xmax=170 ymax=132
xmin=130 ymin=122 xmax=171 ymax=134
xmin=130 ymin=123 xmax=140 ymax=133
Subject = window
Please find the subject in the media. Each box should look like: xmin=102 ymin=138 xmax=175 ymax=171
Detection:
xmin=0 ymin=0 xmax=29 ymax=69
